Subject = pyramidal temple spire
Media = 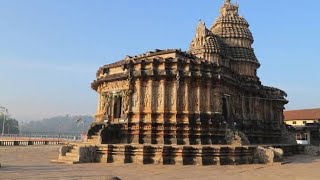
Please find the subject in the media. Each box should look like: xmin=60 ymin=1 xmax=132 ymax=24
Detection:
xmin=225 ymin=0 xmax=239 ymax=5
xmin=220 ymin=0 xmax=239 ymax=17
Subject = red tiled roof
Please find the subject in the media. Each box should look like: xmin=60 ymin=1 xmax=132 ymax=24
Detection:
xmin=284 ymin=108 xmax=320 ymax=121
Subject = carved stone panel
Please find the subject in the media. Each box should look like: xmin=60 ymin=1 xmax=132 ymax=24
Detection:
xmin=157 ymin=81 xmax=164 ymax=111
xmin=142 ymin=82 xmax=152 ymax=110
xmin=132 ymin=85 xmax=139 ymax=112
xmin=101 ymin=80 xmax=129 ymax=92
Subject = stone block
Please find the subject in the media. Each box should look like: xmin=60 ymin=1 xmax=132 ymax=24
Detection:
xmin=59 ymin=145 xmax=70 ymax=156
xmin=79 ymin=146 xmax=97 ymax=163
xmin=269 ymin=147 xmax=284 ymax=161
xmin=254 ymin=146 xmax=274 ymax=164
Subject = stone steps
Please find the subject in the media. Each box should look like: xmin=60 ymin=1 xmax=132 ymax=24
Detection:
xmin=65 ymin=152 xmax=79 ymax=158
xmin=69 ymin=149 xmax=79 ymax=154
xmin=52 ymin=145 xmax=81 ymax=164
xmin=51 ymin=159 xmax=79 ymax=165
xmin=58 ymin=155 xmax=79 ymax=162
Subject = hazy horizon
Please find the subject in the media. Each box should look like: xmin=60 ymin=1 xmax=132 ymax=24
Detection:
xmin=1 ymin=0 xmax=320 ymax=121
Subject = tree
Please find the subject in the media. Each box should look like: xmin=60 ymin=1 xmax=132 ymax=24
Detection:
xmin=0 ymin=115 xmax=20 ymax=134
xmin=21 ymin=115 xmax=93 ymax=134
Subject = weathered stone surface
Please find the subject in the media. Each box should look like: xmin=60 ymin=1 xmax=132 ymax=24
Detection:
xmin=225 ymin=129 xmax=250 ymax=146
xmin=269 ymin=147 xmax=284 ymax=161
xmin=254 ymin=146 xmax=275 ymax=164
xmin=79 ymin=146 xmax=97 ymax=163
xmin=281 ymin=125 xmax=297 ymax=145
xmin=304 ymin=146 xmax=320 ymax=156
xmin=254 ymin=147 xmax=285 ymax=164
xmin=59 ymin=145 xmax=70 ymax=156
xmin=238 ymin=131 xmax=250 ymax=145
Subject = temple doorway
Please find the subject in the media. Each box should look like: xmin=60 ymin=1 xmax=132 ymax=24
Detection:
xmin=113 ymin=96 xmax=122 ymax=119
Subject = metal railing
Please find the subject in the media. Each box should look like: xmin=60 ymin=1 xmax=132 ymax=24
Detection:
xmin=0 ymin=133 xmax=84 ymax=141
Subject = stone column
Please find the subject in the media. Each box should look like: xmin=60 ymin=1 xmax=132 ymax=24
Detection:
xmin=131 ymin=79 xmax=141 ymax=144
xmin=95 ymin=91 xmax=103 ymax=122
xmin=97 ymin=92 xmax=102 ymax=114
xmin=156 ymin=79 xmax=165 ymax=144
xmin=192 ymin=80 xmax=201 ymax=145
xmin=241 ymin=95 xmax=245 ymax=119
xmin=270 ymin=101 xmax=274 ymax=121
xmin=196 ymin=81 xmax=201 ymax=113
xmin=158 ymin=79 xmax=165 ymax=112
xmin=139 ymin=80 xmax=147 ymax=144
xmin=263 ymin=99 xmax=266 ymax=121
xmin=143 ymin=79 xmax=152 ymax=144
xmin=205 ymin=81 xmax=212 ymax=145
xmin=206 ymin=82 xmax=211 ymax=113
xmin=163 ymin=80 xmax=176 ymax=144
xmin=169 ymin=81 xmax=177 ymax=145
xmin=151 ymin=80 xmax=158 ymax=144
xmin=248 ymin=94 xmax=252 ymax=120
xmin=183 ymin=78 xmax=191 ymax=145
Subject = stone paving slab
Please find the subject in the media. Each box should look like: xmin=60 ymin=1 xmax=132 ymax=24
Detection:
xmin=1 ymin=146 xmax=320 ymax=180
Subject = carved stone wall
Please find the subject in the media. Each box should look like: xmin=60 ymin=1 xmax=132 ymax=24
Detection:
xmin=90 ymin=1 xmax=288 ymax=146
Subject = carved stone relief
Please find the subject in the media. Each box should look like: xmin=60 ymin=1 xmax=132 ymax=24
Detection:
xmin=144 ymin=83 xmax=151 ymax=108
xmin=157 ymin=82 xmax=164 ymax=109
xmin=122 ymin=91 xmax=130 ymax=114
xmin=132 ymin=86 xmax=139 ymax=111
xmin=102 ymin=80 xmax=129 ymax=92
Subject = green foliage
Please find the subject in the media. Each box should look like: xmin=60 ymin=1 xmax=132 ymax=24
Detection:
xmin=0 ymin=115 xmax=20 ymax=134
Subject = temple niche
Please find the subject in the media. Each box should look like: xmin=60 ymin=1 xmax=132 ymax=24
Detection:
xmin=55 ymin=1 xmax=299 ymax=165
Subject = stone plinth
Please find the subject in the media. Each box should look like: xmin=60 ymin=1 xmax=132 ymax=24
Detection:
xmin=55 ymin=143 xmax=305 ymax=165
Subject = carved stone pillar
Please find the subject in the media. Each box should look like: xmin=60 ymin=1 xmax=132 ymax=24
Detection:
xmin=151 ymin=80 xmax=158 ymax=144
xmin=248 ymin=94 xmax=252 ymax=120
xmin=151 ymin=81 xmax=158 ymax=113
xmin=142 ymin=80 xmax=152 ymax=144
xmin=270 ymin=101 xmax=274 ymax=121
xmin=132 ymin=81 xmax=140 ymax=118
xmin=131 ymin=79 xmax=141 ymax=144
xmin=241 ymin=95 xmax=245 ymax=119
xmin=183 ymin=79 xmax=191 ymax=144
xmin=170 ymin=81 xmax=177 ymax=145
xmin=156 ymin=79 xmax=166 ymax=144
xmin=158 ymin=79 xmax=165 ymax=112
xmin=184 ymin=79 xmax=190 ymax=113
xmin=263 ymin=100 xmax=266 ymax=121
xmin=213 ymin=91 xmax=222 ymax=115
xmin=196 ymin=81 xmax=201 ymax=113
xmin=206 ymin=82 xmax=211 ymax=113
xmin=203 ymin=81 xmax=212 ymax=145
xmin=97 ymin=92 xmax=102 ymax=116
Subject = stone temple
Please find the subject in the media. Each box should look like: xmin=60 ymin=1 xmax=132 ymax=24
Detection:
xmin=56 ymin=1 xmax=302 ymax=165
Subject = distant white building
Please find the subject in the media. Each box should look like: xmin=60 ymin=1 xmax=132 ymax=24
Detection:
xmin=284 ymin=109 xmax=320 ymax=145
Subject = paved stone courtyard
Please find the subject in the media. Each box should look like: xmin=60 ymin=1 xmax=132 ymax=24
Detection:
xmin=1 ymin=146 xmax=320 ymax=180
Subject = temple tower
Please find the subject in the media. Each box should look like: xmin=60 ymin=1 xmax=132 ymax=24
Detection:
xmin=210 ymin=0 xmax=260 ymax=80
xmin=189 ymin=21 xmax=229 ymax=67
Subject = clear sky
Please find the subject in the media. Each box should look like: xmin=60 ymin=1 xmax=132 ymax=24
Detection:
xmin=0 ymin=0 xmax=319 ymax=121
